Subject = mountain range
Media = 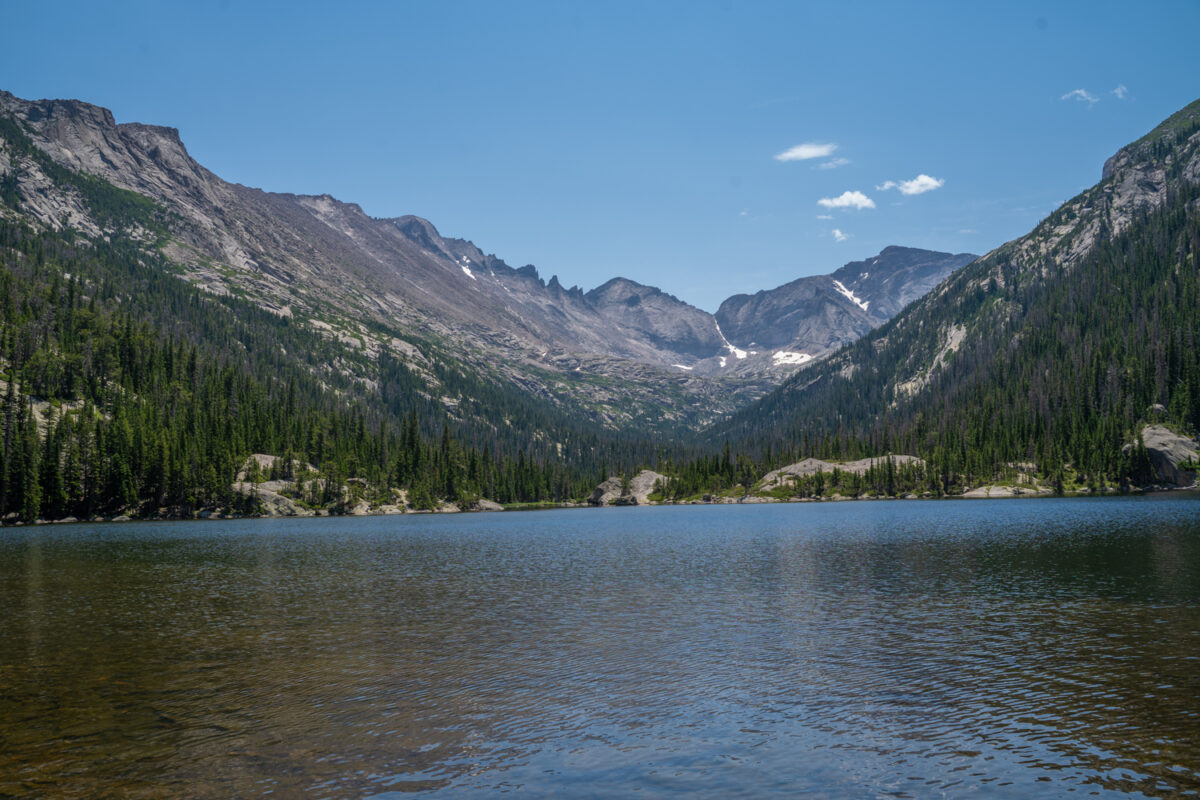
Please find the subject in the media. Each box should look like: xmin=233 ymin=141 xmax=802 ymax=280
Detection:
xmin=713 ymin=97 xmax=1200 ymax=491
xmin=0 ymin=88 xmax=1196 ymax=519
xmin=0 ymin=89 xmax=972 ymax=433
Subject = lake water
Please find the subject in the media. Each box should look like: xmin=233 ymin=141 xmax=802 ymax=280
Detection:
xmin=2 ymin=496 xmax=1200 ymax=798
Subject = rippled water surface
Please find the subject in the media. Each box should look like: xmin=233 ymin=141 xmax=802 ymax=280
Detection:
xmin=3 ymin=496 xmax=1200 ymax=798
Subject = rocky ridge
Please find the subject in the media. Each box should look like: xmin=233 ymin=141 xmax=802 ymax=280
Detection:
xmin=0 ymin=89 xmax=973 ymax=433
xmin=675 ymin=97 xmax=1200 ymax=520
xmin=715 ymin=247 xmax=975 ymax=357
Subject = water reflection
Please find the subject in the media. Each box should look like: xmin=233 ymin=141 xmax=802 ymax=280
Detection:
xmin=1 ymin=496 xmax=1199 ymax=798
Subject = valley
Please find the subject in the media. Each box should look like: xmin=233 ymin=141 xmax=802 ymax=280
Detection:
xmin=0 ymin=90 xmax=1197 ymax=520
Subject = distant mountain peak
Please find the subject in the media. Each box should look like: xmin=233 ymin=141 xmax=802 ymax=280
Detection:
xmin=715 ymin=246 xmax=975 ymax=353
xmin=713 ymin=95 xmax=1200 ymax=451
xmin=0 ymin=87 xmax=982 ymax=431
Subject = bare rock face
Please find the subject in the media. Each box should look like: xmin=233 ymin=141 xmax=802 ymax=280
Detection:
xmin=961 ymin=485 xmax=1052 ymax=498
xmin=585 ymin=278 xmax=725 ymax=358
xmin=830 ymin=247 xmax=978 ymax=321
xmin=588 ymin=476 xmax=625 ymax=505
xmin=759 ymin=456 xmax=925 ymax=492
xmin=1130 ymin=425 xmax=1199 ymax=486
xmin=0 ymin=89 xmax=977 ymax=433
xmin=588 ymin=470 xmax=669 ymax=505
xmin=231 ymin=482 xmax=315 ymax=516
xmin=715 ymin=247 xmax=975 ymax=355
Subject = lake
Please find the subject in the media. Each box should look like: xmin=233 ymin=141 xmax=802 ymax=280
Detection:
xmin=2 ymin=496 xmax=1199 ymax=798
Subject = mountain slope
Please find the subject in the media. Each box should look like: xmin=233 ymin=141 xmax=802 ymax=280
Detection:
xmin=713 ymin=98 xmax=1200 ymax=487
xmin=0 ymin=212 xmax=644 ymax=520
xmin=0 ymin=91 xmax=765 ymax=432
xmin=715 ymin=246 xmax=975 ymax=353
xmin=0 ymin=88 xmax=974 ymax=434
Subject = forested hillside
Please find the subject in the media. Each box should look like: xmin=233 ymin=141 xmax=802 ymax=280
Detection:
xmin=1 ymin=94 xmax=1198 ymax=519
xmin=0 ymin=168 xmax=678 ymax=520
xmin=708 ymin=99 xmax=1200 ymax=492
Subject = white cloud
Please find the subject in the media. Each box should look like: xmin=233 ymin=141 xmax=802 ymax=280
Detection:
xmin=1112 ymin=84 xmax=1128 ymax=100
xmin=739 ymin=209 xmax=749 ymax=217
xmin=817 ymin=190 xmax=875 ymax=210
xmin=958 ymin=228 xmax=977 ymax=234
xmin=1061 ymin=88 xmax=1099 ymax=106
xmin=876 ymin=174 xmax=944 ymax=195
xmin=816 ymin=157 xmax=851 ymax=170
xmin=775 ymin=142 xmax=837 ymax=162
xmin=816 ymin=214 xmax=833 ymax=220
xmin=832 ymin=228 xmax=848 ymax=242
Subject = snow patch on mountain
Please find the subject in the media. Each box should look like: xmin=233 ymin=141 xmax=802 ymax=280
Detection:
xmin=832 ymin=279 xmax=869 ymax=311
xmin=714 ymin=322 xmax=747 ymax=359
xmin=772 ymin=351 xmax=813 ymax=365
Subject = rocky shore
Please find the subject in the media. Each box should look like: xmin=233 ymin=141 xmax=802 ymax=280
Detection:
xmin=7 ymin=425 xmax=1196 ymax=525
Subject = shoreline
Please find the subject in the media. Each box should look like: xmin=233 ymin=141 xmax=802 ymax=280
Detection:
xmin=6 ymin=484 xmax=1196 ymax=527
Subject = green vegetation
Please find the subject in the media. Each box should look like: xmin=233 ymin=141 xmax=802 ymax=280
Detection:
xmin=0 ymin=100 xmax=1197 ymax=522
xmin=0 ymin=113 xmax=167 ymax=235
xmin=0 ymin=106 xmax=698 ymax=520
xmin=0 ymin=214 xmax=640 ymax=521
xmin=708 ymin=150 xmax=1200 ymax=495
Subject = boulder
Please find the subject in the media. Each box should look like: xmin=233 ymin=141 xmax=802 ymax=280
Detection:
xmin=963 ymin=486 xmax=1016 ymax=498
xmin=236 ymin=454 xmax=317 ymax=481
xmin=588 ymin=469 xmax=668 ymax=506
xmin=236 ymin=453 xmax=278 ymax=481
xmin=231 ymin=481 xmax=315 ymax=517
xmin=589 ymin=476 xmax=623 ymax=505
xmin=1126 ymin=425 xmax=1199 ymax=486
xmin=759 ymin=455 xmax=925 ymax=492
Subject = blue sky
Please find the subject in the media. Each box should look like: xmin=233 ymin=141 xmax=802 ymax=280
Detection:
xmin=3 ymin=1 xmax=1199 ymax=310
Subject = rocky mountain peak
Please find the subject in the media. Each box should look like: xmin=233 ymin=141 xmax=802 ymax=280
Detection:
xmin=17 ymin=94 xmax=116 ymax=129
xmin=387 ymin=214 xmax=492 ymax=274
xmin=389 ymin=214 xmax=446 ymax=253
xmin=587 ymin=276 xmax=663 ymax=303
xmin=981 ymin=99 xmax=1200 ymax=284
xmin=584 ymin=277 xmax=725 ymax=360
xmin=1104 ymin=98 xmax=1200 ymax=179
xmin=118 ymin=121 xmax=185 ymax=148
xmin=0 ymin=87 xmax=986 ymax=431
xmin=830 ymin=246 xmax=976 ymax=319
xmin=715 ymin=247 xmax=974 ymax=354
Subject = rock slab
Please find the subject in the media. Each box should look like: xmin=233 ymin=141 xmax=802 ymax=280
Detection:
xmin=1134 ymin=425 xmax=1199 ymax=486
xmin=759 ymin=456 xmax=925 ymax=492
xmin=588 ymin=470 xmax=668 ymax=506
